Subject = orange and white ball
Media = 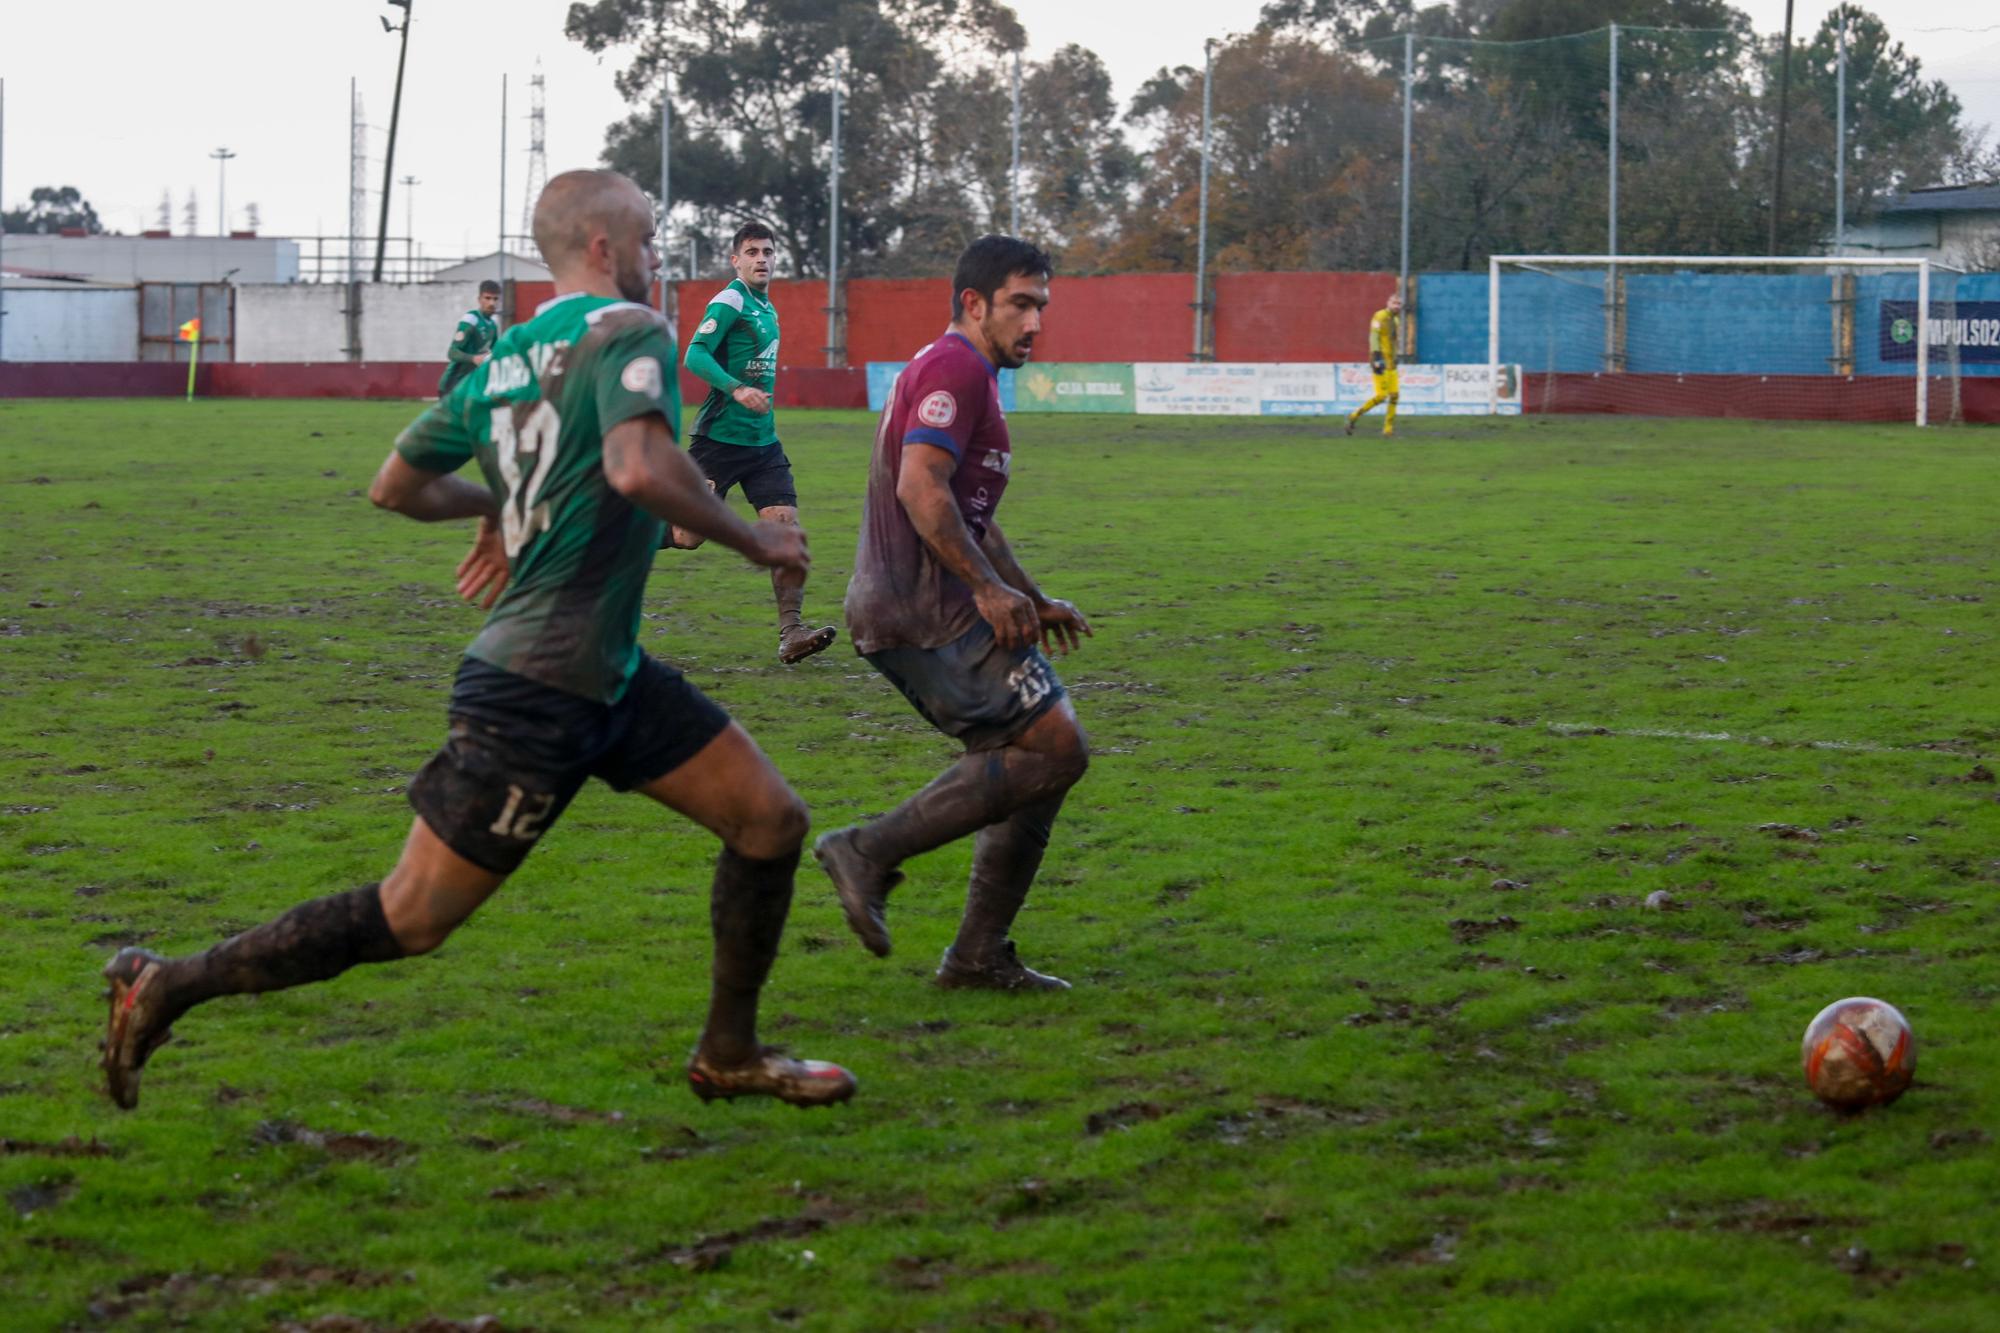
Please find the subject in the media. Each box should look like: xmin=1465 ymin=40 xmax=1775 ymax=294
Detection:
xmin=1801 ymin=997 xmax=1916 ymax=1109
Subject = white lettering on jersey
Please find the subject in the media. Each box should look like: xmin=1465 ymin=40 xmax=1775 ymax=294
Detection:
xmin=917 ymin=390 xmax=957 ymax=428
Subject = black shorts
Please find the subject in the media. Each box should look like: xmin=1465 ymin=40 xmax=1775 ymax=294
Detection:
xmin=689 ymin=435 xmax=798 ymax=510
xmin=864 ymin=620 xmax=1066 ymax=752
xmin=407 ymin=655 xmax=731 ymax=874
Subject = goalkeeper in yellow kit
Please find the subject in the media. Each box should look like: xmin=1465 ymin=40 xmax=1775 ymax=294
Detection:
xmin=1345 ymin=293 xmax=1402 ymax=437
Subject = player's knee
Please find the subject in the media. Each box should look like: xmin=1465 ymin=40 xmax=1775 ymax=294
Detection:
xmin=759 ymin=505 xmax=799 ymax=527
xmin=672 ymin=527 xmax=707 ymax=550
xmin=733 ymin=785 xmax=809 ymax=860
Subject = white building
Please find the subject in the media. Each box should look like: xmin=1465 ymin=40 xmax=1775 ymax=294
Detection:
xmin=1841 ymin=183 xmax=2000 ymax=269
xmin=0 ymin=234 xmax=301 ymax=284
xmin=429 ymin=251 xmax=551 ymax=283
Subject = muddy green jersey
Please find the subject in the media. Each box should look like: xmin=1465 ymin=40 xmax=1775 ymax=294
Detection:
xmin=396 ymin=293 xmax=681 ymax=703
xmin=686 ymin=278 xmax=779 ymax=447
xmin=438 ymin=308 xmax=500 ymax=396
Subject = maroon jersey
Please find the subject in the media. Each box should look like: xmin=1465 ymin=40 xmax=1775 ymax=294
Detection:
xmin=846 ymin=331 xmax=1014 ymax=654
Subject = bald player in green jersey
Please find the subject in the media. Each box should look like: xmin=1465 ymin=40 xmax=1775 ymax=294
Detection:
xmin=438 ymin=280 xmax=503 ymax=398
xmin=99 ymin=169 xmax=855 ymax=1113
xmin=671 ymin=222 xmax=838 ymax=665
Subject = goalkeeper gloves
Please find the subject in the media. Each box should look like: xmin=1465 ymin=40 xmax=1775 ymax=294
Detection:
xmin=1370 ymin=355 xmax=1386 ymax=374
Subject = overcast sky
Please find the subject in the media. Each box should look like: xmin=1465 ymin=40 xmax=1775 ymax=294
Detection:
xmin=4 ymin=1 xmax=1996 ymax=261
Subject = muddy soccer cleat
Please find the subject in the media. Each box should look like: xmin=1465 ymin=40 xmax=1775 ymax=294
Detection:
xmin=101 ymin=947 xmax=176 ymax=1110
xmin=1344 ymin=417 xmax=1357 ymax=437
xmin=686 ymin=1045 xmax=856 ymax=1107
xmin=814 ymin=827 xmax=901 ymax=958
xmin=933 ymin=940 xmax=1071 ymax=992
xmin=779 ymin=623 xmax=839 ymax=664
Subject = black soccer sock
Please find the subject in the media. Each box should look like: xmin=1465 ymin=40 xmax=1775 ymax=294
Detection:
xmin=853 ymin=743 xmax=1081 ymax=870
xmin=157 ymin=883 xmax=405 ymax=1021
xmin=699 ymin=846 xmax=799 ymax=1067
xmin=951 ymin=792 xmax=1065 ymax=964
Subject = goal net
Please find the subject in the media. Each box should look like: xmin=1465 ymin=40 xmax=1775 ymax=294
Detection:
xmin=1486 ymin=256 xmax=1967 ymax=425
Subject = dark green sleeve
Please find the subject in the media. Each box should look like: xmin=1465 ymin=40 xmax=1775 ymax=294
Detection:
xmin=446 ymin=319 xmax=481 ymax=366
xmin=395 ymin=396 xmax=476 ymax=473
xmin=598 ymin=325 xmax=682 ymax=443
xmin=683 ymin=300 xmax=742 ymax=392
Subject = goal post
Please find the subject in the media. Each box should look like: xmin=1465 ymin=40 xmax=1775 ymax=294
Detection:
xmin=1487 ymin=255 xmax=1966 ymax=425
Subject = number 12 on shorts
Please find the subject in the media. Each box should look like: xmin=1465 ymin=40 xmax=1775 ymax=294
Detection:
xmin=489 ymin=785 xmax=556 ymax=841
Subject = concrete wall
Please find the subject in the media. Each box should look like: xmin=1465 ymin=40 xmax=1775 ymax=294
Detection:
xmin=233 ymin=281 xmax=484 ymax=362
xmin=235 ymin=284 xmax=348 ymax=361
xmin=0 ymin=287 xmax=139 ymax=361
xmin=2 ymin=235 xmax=299 ymax=284
xmin=361 ymin=282 xmax=486 ymax=362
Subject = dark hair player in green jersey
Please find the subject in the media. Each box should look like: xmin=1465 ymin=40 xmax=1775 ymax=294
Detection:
xmin=670 ymin=222 xmax=839 ymax=665
xmin=438 ymin=280 xmax=503 ymax=399
xmin=99 ymin=170 xmax=855 ymax=1112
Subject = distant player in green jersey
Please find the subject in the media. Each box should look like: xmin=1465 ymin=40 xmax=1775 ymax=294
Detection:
xmin=438 ymin=280 xmax=503 ymax=398
xmin=1345 ymin=292 xmax=1401 ymax=437
xmin=673 ymin=222 xmax=839 ymax=665
xmin=100 ymin=170 xmax=855 ymax=1113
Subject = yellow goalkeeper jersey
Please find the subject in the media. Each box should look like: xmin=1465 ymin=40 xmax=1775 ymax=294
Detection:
xmin=1369 ymin=307 xmax=1399 ymax=370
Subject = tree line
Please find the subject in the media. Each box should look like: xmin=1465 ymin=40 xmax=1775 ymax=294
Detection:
xmin=565 ymin=0 xmax=1996 ymax=277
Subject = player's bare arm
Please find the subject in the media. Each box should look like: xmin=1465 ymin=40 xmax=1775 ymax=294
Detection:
xmin=895 ymin=442 xmax=1039 ymax=649
xmin=603 ymin=413 xmax=807 ymax=574
xmin=981 ymin=519 xmax=1090 ymax=655
xmin=368 ymin=452 xmax=501 ymax=523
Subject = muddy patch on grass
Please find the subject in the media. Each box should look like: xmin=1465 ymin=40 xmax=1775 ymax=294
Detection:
xmin=252 ymin=1121 xmax=410 ymax=1162
xmin=642 ymin=1213 xmax=828 ymax=1273
xmin=1187 ymin=1095 xmax=1387 ymax=1146
xmin=1 ymin=1135 xmax=119 ymax=1158
xmin=1449 ymin=914 xmax=1520 ymax=944
xmin=1085 ymin=1101 xmax=1167 ymax=1135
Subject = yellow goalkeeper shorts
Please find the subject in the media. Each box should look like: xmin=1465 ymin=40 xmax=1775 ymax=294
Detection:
xmin=1371 ymin=369 xmax=1399 ymax=397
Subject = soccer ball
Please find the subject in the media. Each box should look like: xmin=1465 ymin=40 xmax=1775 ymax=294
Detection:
xmin=1800 ymin=997 xmax=1915 ymax=1109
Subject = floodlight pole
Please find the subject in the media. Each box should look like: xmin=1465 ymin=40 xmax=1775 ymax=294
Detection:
xmin=827 ymin=51 xmax=842 ymax=369
xmin=1606 ymin=25 xmax=1618 ymax=261
xmin=373 ymin=0 xmax=414 ymax=282
xmin=1010 ymin=51 xmax=1021 ymax=235
xmin=1769 ymin=0 xmax=1794 ymax=256
xmin=1194 ymin=38 xmax=1213 ymax=362
xmin=1834 ymin=12 xmax=1847 ymax=255
xmin=668 ymin=80 xmax=684 ymax=314
xmin=212 ymin=148 xmax=236 ymax=237
xmin=498 ymin=73 xmax=508 ymax=298
xmin=401 ymin=174 xmax=419 ymax=276
xmin=1399 ymin=30 xmax=1413 ymax=307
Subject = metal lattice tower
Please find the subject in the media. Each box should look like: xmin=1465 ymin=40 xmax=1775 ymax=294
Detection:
xmin=349 ymin=80 xmax=369 ymax=283
xmin=519 ymin=61 xmax=547 ymax=242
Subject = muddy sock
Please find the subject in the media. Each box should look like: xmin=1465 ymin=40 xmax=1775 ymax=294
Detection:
xmin=157 ymin=883 xmax=404 ymax=1021
xmin=952 ymin=793 xmax=1065 ymax=965
xmin=853 ymin=744 xmax=1078 ymax=869
xmin=774 ymin=568 xmax=805 ymax=633
xmin=699 ymin=847 xmax=799 ymax=1067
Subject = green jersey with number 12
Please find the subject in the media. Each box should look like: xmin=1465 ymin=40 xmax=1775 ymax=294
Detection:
xmin=395 ymin=292 xmax=682 ymax=703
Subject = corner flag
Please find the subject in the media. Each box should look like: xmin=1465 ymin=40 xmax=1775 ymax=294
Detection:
xmin=180 ymin=318 xmax=202 ymax=402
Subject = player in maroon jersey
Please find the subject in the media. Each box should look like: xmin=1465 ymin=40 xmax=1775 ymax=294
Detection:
xmin=815 ymin=235 xmax=1091 ymax=991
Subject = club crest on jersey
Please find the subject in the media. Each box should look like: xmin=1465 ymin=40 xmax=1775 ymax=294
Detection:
xmin=698 ymin=318 xmax=719 ymax=336
xmin=621 ymin=356 xmax=664 ymax=398
xmin=917 ymin=390 xmax=957 ymax=428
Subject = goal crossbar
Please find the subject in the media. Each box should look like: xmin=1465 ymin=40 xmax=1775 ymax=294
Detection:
xmin=1485 ymin=255 xmax=1968 ymax=424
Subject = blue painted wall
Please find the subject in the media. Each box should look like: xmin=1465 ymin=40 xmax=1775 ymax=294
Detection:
xmin=1418 ymin=269 xmax=2000 ymax=376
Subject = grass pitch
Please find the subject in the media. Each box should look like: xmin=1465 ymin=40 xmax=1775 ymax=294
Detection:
xmin=2 ymin=400 xmax=1997 ymax=1331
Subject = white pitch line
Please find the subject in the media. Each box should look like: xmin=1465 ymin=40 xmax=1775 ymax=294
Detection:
xmin=1394 ymin=711 xmax=1965 ymax=756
